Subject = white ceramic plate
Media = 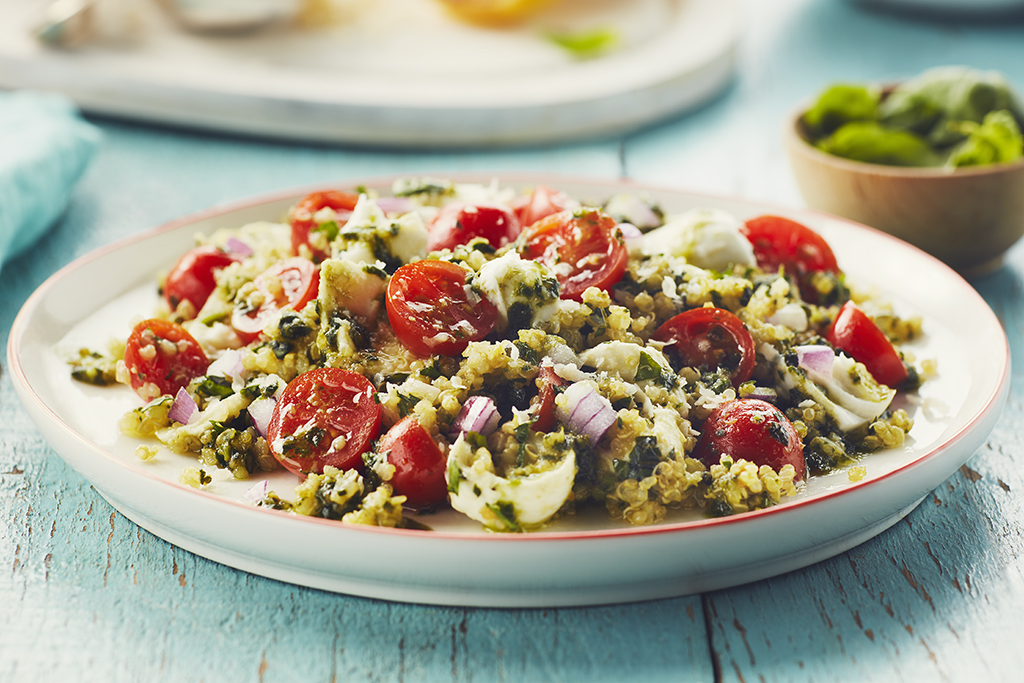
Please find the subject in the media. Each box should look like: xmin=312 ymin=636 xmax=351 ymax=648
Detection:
xmin=8 ymin=176 xmax=1009 ymax=607
xmin=0 ymin=0 xmax=736 ymax=147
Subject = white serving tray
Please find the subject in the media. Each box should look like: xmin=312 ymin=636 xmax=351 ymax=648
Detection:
xmin=0 ymin=0 xmax=738 ymax=147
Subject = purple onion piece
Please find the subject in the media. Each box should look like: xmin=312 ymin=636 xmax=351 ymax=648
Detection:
xmin=247 ymin=397 xmax=277 ymax=438
xmin=617 ymin=222 xmax=644 ymax=252
xmin=225 ymin=236 xmax=254 ymax=258
xmin=796 ymin=345 xmax=835 ymax=377
xmin=243 ymin=480 xmax=270 ymax=504
xmin=557 ymin=383 xmax=617 ymax=444
xmin=746 ymin=387 xmax=778 ymax=403
xmin=450 ymin=396 xmax=501 ymax=438
xmin=168 ymin=387 xmax=198 ymax=425
xmin=375 ymin=196 xmax=415 ymax=215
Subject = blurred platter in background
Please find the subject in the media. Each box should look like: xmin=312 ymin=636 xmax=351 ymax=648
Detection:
xmin=0 ymin=0 xmax=738 ymax=147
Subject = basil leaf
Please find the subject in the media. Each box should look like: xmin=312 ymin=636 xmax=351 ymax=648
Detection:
xmin=946 ymin=110 xmax=1024 ymax=168
xmin=817 ymin=121 xmax=940 ymax=167
xmin=802 ymin=84 xmax=880 ymax=137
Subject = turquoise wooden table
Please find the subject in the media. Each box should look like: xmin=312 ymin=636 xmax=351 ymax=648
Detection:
xmin=3 ymin=0 xmax=1024 ymax=680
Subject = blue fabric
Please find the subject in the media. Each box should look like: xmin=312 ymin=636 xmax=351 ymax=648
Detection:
xmin=0 ymin=91 xmax=100 ymax=270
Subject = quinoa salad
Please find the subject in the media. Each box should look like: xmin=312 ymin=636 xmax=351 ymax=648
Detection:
xmin=69 ymin=178 xmax=927 ymax=533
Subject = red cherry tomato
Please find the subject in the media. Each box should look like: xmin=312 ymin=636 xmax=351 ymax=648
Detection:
xmin=692 ymin=398 xmax=806 ymax=481
xmin=739 ymin=215 xmax=840 ymax=302
xmin=652 ymin=307 xmax=755 ymax=387
xmin=289 ymin=190 xmax=360 ymax=261
xmin=123 ymin=319 xmax=209 ymax=400
xmin=266 ymin=368 xmax=382 ymax=476
xmin=531 ymin=364 xmax=565 ymax=432
xmin=826 ymin=301 xmax=908 ymax=387
xmin=164 ymin=246 xmax=237 ymax=317
xmin=518 ymin=208 xmax=628 ymax=301
xmin=510 ymin=185 xmax=575 ymax=227
xmin=231 ymin=257 xmax=320 ymax=344
xmin=385 ymin=260 xmax=498 ymax=357
xmin=377 ymin=416 xmax=448 ymax=510
xmin=426 ymin=202 xmax=521 ymax=252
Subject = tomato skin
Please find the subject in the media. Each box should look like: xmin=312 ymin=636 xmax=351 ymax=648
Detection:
xmin=386 ymin=260 xmax=498 ymax=357
xmin=266 ymin=368 xmax=382 ymax=476
xmin=123 ymin=319 xmax=209 ymax=399
xmin=531 ymin=364 xmax=565 ymax=432
xmin=164 ymin=246 xmax=237 ymax=317
xmin=289 ymin=190 xmax=360 ymax=261
xmin=826 ymin=301 xmax=908 ymax=387
xmin=427 ymin=202 xmax=521 ymax=252
xmin=377 ymin=416 xmax=448 ymax=509
xmin=740 ymin=215 xmax=840 ymax=302
xmin=231 ymin=257 xmax=320 ymax=344
xmin=652 ymin=307 xmax=756 ymax=387
xmin=692 ymin=398 xmax=806 ymax=481
xmin=510 ymin=185 xmax=575 ymax=227
xmin=518 ymin=208 xmax=628 ymax=301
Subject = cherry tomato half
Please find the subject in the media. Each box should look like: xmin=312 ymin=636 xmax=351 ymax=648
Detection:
xmin=266 ymin=368 xmax=382 ymax=476
xmin=652 ymin=307 xmax=756 ymax=387
xmin=518 ymin=208 xmax=628 ymax=301
xmin=739 ymin=215 xmax=840 ymax=303
xmin=377 ymin=416 xmax=448 ymax=510
xmin=289 ymin=190 xmax=360 ymax=261
xmin=510 ymin=185 xmax=575 ymax=228
xmin=826 ymin=301 xmax=908 ymax=387
xmin=426 ymin=202 xmax=521 ymax=252
xmin=123 ymin=319 xmax=209 ymax=400
xmin=531 ymin=364 xmax=565 ymax=433
xmin=164 ymin=246 xmax=237 ymax=317
xmin=231 ymin=257 xmax=320 ymax=344
xmin=385 ymin=259 xmax=498 ymax=357
xmin=692 ymin=398 xmax=806 ymax=481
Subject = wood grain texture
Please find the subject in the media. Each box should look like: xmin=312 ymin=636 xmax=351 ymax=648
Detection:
xmin=5 ymin=1 xmax=1024 ymax=680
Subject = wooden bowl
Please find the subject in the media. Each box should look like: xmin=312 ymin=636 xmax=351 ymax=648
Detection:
xmin=786 ymin=109 xmax=1024 ymax=276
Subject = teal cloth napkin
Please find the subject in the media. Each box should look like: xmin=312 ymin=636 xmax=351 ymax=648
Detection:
xmin=0 ymin=91 xmax=100 ymax=271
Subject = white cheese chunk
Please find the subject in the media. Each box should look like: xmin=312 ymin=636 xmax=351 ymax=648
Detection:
xmin=446 ymin=434 xmax=576 ymax=531
xmin=642 ymin=208 xmax=756 ymax=271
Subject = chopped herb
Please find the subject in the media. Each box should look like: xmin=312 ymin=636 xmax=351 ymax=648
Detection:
xmin=313 ymin=220 xmax=340 ymax=242
xmin=278 ymin=312 xmax=313 ymax=340
xmin=514 ymin=341 xmax=539 ymax=365
xmin=270 ymin=340 xmax=292 ymax=359
xmin=447 ymin=458 xmax=462 ymax=494
xmin=634 ymin=351 xmax=663 ymax=383
xmin=612 ymin=436 xmax=662 ymax=481
xmin=486 ymin=501 xmax=521 ymax=532
xmin=392 ymin=177 xmax=453 ymax=197
xmin=396 ymin=391 xmax=419 ymax=417
xmin=197 ymin=375 xmax=234 ymax=397
xmin=708 ymin=499 xmax=734 ymax=518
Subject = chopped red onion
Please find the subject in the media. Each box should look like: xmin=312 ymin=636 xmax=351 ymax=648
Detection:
xmin=225 ymin=237 xmax=253 ymax=258
xmin=247 ymin=397 xmax=277 ymax=438
xmin=243 ymin=480 xmax=269 ymax=504
xmin=796 ymin=345 xmax=835 ymax=377
xmin=374 ymin=197 xmax=415 ymax=215
xmin=556 ymin=382 xmax=617 ymax=444
xmin=168 ymin=387 xmax=198 ymax=425
xmin=745 ymin=387 xmax=778 ymax=403
xmin=617 ymin=222 xmax=645 ymax=254
xmin=450 ymin=396 xmax=501 ymax=438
